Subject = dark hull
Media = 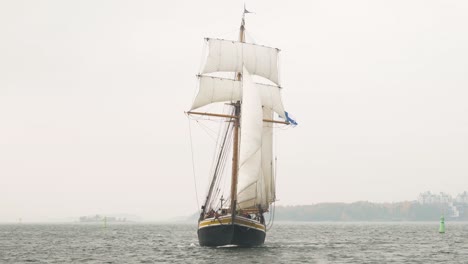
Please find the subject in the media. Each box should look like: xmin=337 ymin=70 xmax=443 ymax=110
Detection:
xmin=198 ymin=223 xmax=266 ymax=247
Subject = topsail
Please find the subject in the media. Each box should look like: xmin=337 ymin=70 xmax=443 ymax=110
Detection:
xmin=202 ymin=38 xmax=280 ymax=85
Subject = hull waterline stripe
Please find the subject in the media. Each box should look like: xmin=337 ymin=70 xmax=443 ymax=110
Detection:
xmin=198 ymin=217 xmax=265 ymax=232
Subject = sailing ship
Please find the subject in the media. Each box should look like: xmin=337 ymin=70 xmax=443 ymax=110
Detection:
xmin=187 ymin=8 xmax=295 ymax=247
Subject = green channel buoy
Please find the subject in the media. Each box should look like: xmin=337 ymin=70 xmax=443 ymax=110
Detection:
xmin=439 ymin=215 xmax=445 ymax=233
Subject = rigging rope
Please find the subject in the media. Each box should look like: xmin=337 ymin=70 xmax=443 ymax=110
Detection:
xmin=194 ymin=119 xmax=219 ymax=142
xmin=207 ymin=111 xmax=234 ymax=212
xmin=188 ymin=118 xmax=200 ymax=211
xmin=267 ymin=124 xmax=280 ymax=230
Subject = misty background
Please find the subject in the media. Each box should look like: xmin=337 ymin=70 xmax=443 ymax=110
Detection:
xmin=1 ymin=0 xmax=467 ymax=222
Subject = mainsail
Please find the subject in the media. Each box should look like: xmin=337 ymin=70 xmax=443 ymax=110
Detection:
xmin=236 ymin=68 xmax=277 ymax=210
xmin=262 ymin=107 xmax=275 ymax=205
xmin=237 ymin=67 xmax=264 ymax=209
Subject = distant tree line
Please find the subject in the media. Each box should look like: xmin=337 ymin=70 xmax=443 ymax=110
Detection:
xmin=270 ymin=201 xmax=468 ymax=221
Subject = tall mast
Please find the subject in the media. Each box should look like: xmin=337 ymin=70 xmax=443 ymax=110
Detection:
xmin=230 ymin=13 xmax=246 ymax=217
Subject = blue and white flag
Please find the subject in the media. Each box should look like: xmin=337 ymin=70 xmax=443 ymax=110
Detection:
xmin=285 ymin=111 xmax=298 ymax=126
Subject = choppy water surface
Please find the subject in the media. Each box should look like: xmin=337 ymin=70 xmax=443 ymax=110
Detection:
xmin=1 ymin=222 xmax=467 ymax=263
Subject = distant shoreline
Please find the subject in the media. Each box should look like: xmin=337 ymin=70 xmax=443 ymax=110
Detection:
xmin=269 ymin=201 xmax=468 ymax=222
xmin=3 ymin=221 xmax=468 ymax=225
xmin=3 ymin=198 xmax=467 ymax=224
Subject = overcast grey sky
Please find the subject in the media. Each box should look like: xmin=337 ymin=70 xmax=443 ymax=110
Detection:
xmin=1 ymin=0 xmax=467 ymax=222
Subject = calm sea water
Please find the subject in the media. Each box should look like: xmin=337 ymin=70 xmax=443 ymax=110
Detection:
xmin=1 ymin=222 xmax=467 ymax=263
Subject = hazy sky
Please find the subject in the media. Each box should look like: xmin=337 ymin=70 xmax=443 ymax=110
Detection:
xmin=1 ymin=0 xmax=467 ymax=222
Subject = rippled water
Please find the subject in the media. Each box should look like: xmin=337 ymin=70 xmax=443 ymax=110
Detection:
xmin=1 ymin=222 xmax=467 ymax=263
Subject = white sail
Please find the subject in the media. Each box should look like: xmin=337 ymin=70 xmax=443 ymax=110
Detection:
xmin=191 ymin=76 xmax=241 ymax=110
xmin=191 ymin=76 xmax=286 ymax=118
xmin=202 ymin=38 xmax=280 ymax=85
xmin=261 ymin=108 xmax=275 ymax=206
xmin=237 ymin=67 xmax=264 ymax=209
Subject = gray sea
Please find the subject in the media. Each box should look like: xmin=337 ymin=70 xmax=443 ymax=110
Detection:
xmin=1 ymin=222 xmax=467 ymax=263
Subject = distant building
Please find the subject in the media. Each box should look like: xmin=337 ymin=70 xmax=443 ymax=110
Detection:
xmin=79 ymin=215 xmax=127 ymax=223
xmin=417 ymin=191 xmax=468 ymax=219
xmin=439 ymin=192 xmax=453 ymax=204
xmin=455 ymin=191 xmax=468 ymax=205
xmin=417 ymin=191 xmax=453 ymax=204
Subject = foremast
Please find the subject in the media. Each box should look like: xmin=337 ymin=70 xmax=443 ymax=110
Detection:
xmin=230 ymin=13 xmax=246 ymax=221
